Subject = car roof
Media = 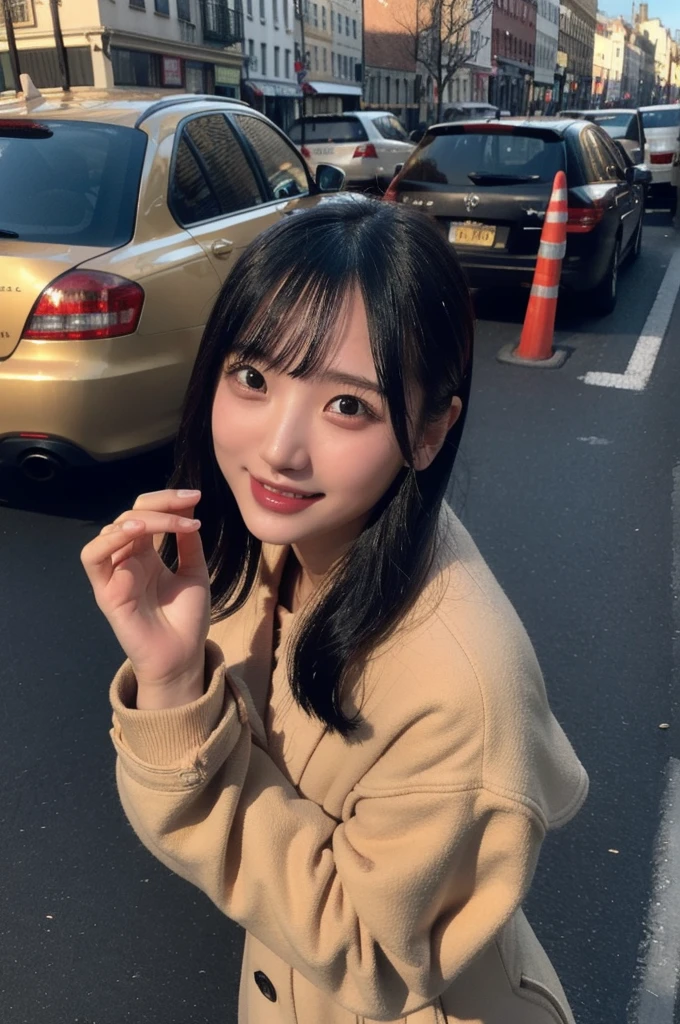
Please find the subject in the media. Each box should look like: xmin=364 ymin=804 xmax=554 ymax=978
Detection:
xmin=294 ymin=110 xmax=393 ymax=120
xmin=446 ymin=101 xmax=497 ymax=108
xmin=0 ymin=87 xmax=250 ymax=127
xmin=578 ymin=108 xmax=638 ymax=116
xmin=639 ymin=103 xmax=679 ymax=111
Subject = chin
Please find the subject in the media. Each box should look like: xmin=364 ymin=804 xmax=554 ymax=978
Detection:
xmin=238 ymin=503 xmax=327 ymax=547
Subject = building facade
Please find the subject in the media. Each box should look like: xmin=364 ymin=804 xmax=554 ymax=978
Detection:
xmin=533 ymin=0 xmax=559 ymax=109
xmin=241 ymin=0 xmax=300 ymax=129
xmin=489 ymin=0 xmax=538 ymax=115
xmin=555 ymin=0 xmax=596 ymax=109
xmin=0 ymin=0 xmax=243 ymax=96
xmin=636 ymin=7 xmax=679 ymax=103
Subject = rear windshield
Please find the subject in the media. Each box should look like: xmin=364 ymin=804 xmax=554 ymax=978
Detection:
xmin=288 ymin=118 xmax=368 ymax=143
xmin=0 ymin=120 xmax=147 ymax=246
xmin=402 ymin=131 xmax=564 ymax=186
xmin=584 ymin=112 xmax=635 ymax=138
xmin=641 ymin=108 xmax=680 ymax=129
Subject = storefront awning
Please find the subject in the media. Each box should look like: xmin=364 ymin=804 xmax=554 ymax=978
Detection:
xmin=255 ymin=80 xmax=301 ymax=98
xmin=305 ymin=81 xmax=362 ymax=96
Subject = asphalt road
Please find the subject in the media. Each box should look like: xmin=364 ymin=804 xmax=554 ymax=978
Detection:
xmin=1 ymin=211 xmax=679 ymax=1024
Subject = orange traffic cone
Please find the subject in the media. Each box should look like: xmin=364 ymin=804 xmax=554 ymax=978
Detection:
xmin=497 ymin=169 xmax=569 ymax=369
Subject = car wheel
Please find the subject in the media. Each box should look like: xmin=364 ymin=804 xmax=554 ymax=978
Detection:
xmin=590 ymin=238 xmax=620 ymax=316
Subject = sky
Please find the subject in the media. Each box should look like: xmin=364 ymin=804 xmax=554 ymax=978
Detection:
xmin=602 ymin=0 xmax=680 ymax=38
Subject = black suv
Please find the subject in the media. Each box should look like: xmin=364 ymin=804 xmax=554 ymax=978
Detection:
xmin=384 ymin=117 xmax=652 ymax=314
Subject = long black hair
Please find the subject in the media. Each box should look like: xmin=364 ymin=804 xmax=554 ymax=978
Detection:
xmin=161 ymin=197 xmax=474 ymax=737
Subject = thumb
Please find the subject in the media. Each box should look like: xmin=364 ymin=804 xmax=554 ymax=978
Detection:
xmin=175 ymin=525 xmax=209 ymax=579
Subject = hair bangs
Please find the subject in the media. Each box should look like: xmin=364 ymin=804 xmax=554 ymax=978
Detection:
xmin=229 ymin=266 xmax=357 ymax=382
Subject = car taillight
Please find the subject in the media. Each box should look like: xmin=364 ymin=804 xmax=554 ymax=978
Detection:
xmin=301 ymin=145 xmax=311 ymax=158
xmin=566 ymin=206 xmax=605 ymax=233
xmin=650 ymin=152 xmax=673 ymax=164
xmin=353 ymin=143 xmax=378 ymax=159
xmin=24 ymin=270 xmax=145 ymax=341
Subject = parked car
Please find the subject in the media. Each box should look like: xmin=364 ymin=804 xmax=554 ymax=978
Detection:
xmin=558 ymin=107 xmax=648 ymax=165
xmin=288 ymin=111 xmax=414 ymax=192
xmin=0 ymin=87 xmax=345 ymax=480
xmin=384 ymin=117 xmax=651 ymax=315
xmin=441 ymin=102 xmax=501 ymax=121
xmin=639 ymin=104 xmax=680 ymax=212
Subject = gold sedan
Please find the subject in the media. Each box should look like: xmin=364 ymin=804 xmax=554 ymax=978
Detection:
xmin=0 ymin=90 xmax=344 ymax=481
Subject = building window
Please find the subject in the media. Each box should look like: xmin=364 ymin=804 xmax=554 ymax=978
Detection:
xmin=395 ymin=78 xmax=400 ymax=102
xmin=261 ymin=42 xmax=267 ymax=73
xmin=337 ymin=10 xmax=342 ymax=31
xmin=273 ymin=0 xmax=278 ymax=21
xmin=332 ymin=51 xmax=336 ymax=75
xmin=285 ymin=48 xmax=291 ymax=77
xmin=323 ymin=47 xmax=327 ymax=71
xmin=352 ymin=18 xmax=356 ymax=37
xmin=259 ymin=0 xmax=265 ymax=19
xmin=322 ymin=4 xmax=326 ymax=29
xmin=246 ymin=0 xmax=253 ymax=16
xmin=313 ymin=2 xmax=318 ymax=25
xmin=345 ymin=14 xmax=349 ymax=34
xmin=129 ymin=0 xmax=145 ymax=7
xmin=274 ymin=45 xmax=280 ymax=75
xmin=343 ymin=54 xmax=348 ymax=77
xmin=283 ymin=0 xmax=289 ymax=26
xmin=313 ymin=44 xmax=319 ymax=70
xmin=154 ymin=0 xmax=170 ymax=13
xmin=177 ymin=0 xmax=192 ymax=20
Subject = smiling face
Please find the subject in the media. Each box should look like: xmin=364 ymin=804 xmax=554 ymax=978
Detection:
xmin=211 ymin=289 xmax=408 ymax=563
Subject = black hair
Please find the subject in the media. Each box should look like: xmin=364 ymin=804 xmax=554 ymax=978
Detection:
xmin=161 ymin=197 xmax=474 ymax=737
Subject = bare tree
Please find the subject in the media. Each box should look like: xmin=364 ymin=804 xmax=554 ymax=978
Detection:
xmin=396 ymin=0 xmax=494 ymax=122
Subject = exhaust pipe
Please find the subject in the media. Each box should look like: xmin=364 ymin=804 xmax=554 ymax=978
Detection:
xmin=19 ymin=450 xmax=62 ymax=483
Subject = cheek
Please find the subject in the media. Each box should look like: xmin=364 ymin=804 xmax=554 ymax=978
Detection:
xmin=323 ymin=429 xmax=403 ymax=497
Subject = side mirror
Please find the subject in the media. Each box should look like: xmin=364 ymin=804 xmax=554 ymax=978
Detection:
xmin=315 ymin=164 xmax=346 ymax=192
xmin=409 ymin=129 xmax=424 ymax=143
xmin=627 ymin=164 xmax=652 ymax=186
xmin=630 ymin=147 xmax=642 ymax=165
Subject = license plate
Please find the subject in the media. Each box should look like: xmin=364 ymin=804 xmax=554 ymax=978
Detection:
xmin=313 ymin=147 xmax=334 ymax=155
xmin=449 ymin=224 xmax=496 ymax=247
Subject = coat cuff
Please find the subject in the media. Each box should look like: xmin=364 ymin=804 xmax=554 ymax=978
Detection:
xmin=109 ymin=639 xmax=245 ymax=767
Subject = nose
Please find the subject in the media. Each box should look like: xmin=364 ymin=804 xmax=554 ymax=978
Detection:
xmin=258 ymin=400 xmax=311 ymax=474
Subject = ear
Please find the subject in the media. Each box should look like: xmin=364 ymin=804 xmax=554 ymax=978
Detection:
xmin=412 ymin=397 xmax=463 ymax=472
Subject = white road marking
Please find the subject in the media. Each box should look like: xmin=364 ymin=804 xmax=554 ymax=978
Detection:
xmin=577 ymin=436 xmax=612 ymax=445
xmin=630 ymin=464 xmax=680 ymax=1023
xmin=583 ymin=248 xmax=680 ymax=391
xmin=632 ymin=758 xmax=680 ymax=1024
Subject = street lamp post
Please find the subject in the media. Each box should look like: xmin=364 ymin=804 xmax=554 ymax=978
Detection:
xmin=2 ymin=0 xmax=22 ymax=94
xmin=294 ymin=0 xmax=308 ymax=145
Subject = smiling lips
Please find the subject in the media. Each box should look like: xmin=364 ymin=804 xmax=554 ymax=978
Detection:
xmin=249 ymin=474 xmax=324 ymax=515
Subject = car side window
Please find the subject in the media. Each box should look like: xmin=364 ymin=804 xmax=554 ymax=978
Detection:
xmin=373 ymin=116 xmax=408 ymax=141
xmin=170 ymin=114 xmax=263 ymax=226
xmin=581 ymin=127 xmax=619 ymax=183
xmin=233 ymin=114 xmax=310 ymax=199
xmin=599 ymin=133 xmax=627 ymax=181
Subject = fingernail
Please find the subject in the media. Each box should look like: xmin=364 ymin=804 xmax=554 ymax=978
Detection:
xmin=177 ymin=489 xmax=200 ymax=497
xmin=122 ymin=519 xmax=143 ymax=532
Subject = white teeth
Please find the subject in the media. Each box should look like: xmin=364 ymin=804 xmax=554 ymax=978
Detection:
xmin=262 ymin=483 xmax=315 ymax=499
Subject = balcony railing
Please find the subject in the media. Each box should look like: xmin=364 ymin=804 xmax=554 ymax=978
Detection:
xmin=200 ymin=0 xmax=244 ymax=45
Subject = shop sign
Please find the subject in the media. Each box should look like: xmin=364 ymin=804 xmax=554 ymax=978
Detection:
xmin=215 ymin=65 xmax=240 ymax=86
xmin=162 ymin=56 xmax=183 ymax=87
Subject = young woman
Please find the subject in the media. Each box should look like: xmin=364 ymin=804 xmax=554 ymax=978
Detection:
xmin=81 ymin=199 xmax=588 ymax=1024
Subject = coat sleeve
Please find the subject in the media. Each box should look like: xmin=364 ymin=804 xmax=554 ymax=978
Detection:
xmin=110 ymin=640 xmax=545 ymax=1022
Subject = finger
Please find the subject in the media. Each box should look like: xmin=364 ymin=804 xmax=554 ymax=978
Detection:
xmin=133 ymin=488 xmax=201 ymax=513
xmin=176 ymin=524 xmax=209 ymax=578
xmin=113 ymin=510 xmax=201 ymax=535
xmin=81 ymin=519 xmax=147 ymax=591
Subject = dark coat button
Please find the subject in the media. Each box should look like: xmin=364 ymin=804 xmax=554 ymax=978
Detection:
xmin=254 ymin=971 xmax=277 ymax=1002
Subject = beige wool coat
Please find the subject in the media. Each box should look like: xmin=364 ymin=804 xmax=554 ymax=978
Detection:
xmin=109 ymin=504 xmax=588 ymax=1024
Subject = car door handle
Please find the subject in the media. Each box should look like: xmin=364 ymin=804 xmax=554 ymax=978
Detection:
xmin=211 ymin=239 xmax=234 ymax=257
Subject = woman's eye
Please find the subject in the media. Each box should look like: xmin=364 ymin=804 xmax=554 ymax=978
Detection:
xmin=327 ymin=395 xmax=371 ymax=418
xmin=234 ymin=366 xmax=266 ymax=391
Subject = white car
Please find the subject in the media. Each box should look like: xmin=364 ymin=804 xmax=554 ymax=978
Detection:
xmin=639 ymin=104 xmax=680 ymax=211
xmin=289 ymin=111 xmax=414 ymax=191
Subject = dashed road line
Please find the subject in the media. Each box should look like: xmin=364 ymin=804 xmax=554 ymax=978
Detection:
xmin=583 ymin=248 xmax=680 ymax=392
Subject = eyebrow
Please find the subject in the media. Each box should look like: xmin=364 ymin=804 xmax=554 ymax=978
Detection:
xmin=316 ymin=370 xmax=384 ymax=396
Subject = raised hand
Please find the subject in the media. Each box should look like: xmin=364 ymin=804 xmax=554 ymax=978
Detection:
xmin=81 ymin=489 xmax=211 ymax=708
